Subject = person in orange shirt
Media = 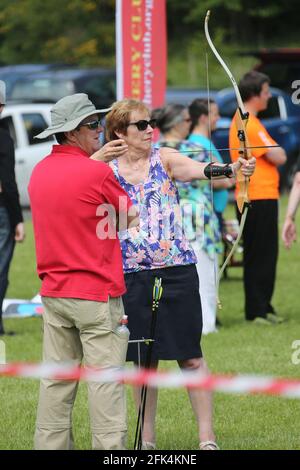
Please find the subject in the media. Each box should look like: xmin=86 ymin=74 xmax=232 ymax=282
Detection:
xmin=229 ymin=71 xmax=287 ymax=324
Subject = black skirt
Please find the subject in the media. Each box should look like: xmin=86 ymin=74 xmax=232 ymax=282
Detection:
xmin=123 ymin=264 xmax=203 ymax=363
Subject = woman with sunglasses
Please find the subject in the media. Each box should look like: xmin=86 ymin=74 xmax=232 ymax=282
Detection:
xmin=104 ymin=99 xmax=255 ymax=450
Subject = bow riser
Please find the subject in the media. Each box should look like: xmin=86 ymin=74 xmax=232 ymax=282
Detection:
xmin=235 ymin=109 xmax=252 ymax=212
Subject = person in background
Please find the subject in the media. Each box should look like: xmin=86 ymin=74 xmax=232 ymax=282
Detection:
xmin=0 ymin=80 xmax=25 ymax=336
xmin=282 ymin=168 xmax=300 ymax=249
xmin=153 ymin=103 xmax=222 ymax=335
xmin=103 ymin=98 xmax=255 ymax=450
xmin=189 ymin=98 xmax=233 ymax=233
xmin=229 ymin=71 xmax=287 ymax=324
xmin=29 ymin=93 xmax=139 ymax=450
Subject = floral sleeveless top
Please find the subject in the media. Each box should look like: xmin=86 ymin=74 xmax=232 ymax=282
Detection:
xmin=111 ymin=148 xmax=197 ymax=273
xmin=157 ymin=140 xmax=222 ymax=260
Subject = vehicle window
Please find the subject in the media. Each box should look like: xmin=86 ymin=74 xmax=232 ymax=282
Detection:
xmin=219 ymin=95 xmax=280 ymax=120
xmin=218 ymin=98 xmax=238 ymax=118
xmin=80 ymin=76 xmax=116 ymax=103
xmin=258 ymin=63 xmax=300 ymax=92
xmin=0 ymin=116 xmax=17 ymax=147
xmin=257 ymin=96 xmax=280 ymax=120
xmin=11 ymin=78 xmax=75 ymax=102
xmin=22 ymin=113 xmax=54 ymax=145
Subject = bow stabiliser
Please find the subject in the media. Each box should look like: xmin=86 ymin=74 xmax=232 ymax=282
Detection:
xmin=134 ymin=277 xmax=163 ymax=450
xmin=205 ymin=10 xmax=252 ymax=307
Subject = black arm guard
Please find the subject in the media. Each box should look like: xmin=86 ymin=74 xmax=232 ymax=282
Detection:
xmin=204 ymin=162 xmax=234 ymax=179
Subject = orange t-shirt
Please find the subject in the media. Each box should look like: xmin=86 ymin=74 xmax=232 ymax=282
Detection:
xmin=229 ymin=112 xmax=279 ymax=200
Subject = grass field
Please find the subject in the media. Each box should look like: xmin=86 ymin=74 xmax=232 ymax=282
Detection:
xmin=1 ymin=195 xmax=300 ymax=450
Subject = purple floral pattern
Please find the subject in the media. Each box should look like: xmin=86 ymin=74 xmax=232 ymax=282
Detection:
xmin=112 ymin=149 xmax=197 ymax=273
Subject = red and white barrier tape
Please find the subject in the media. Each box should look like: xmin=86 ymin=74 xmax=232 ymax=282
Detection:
xmin=1 ymin=362 xmax=300 ymax=398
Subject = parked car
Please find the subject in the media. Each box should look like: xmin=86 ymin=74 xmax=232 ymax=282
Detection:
xmin=0 ymin=102 xmax=53 ymax=206
xmin=9 ymin=67 xmax=116 ymax=110
xmin=0 ymin=63 xmax=72 ymax=97
xmin=166 ymin=86 xmax=300 ymax=189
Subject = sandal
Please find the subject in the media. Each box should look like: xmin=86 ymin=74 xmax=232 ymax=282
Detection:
xmin=142 ymin=441 xmax=156 ymax=450
xmin=199 ymin=440 xmax=219 ymax=450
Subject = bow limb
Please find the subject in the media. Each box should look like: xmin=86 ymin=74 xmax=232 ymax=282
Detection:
xmin=204 ymin=9 xmax=252 ymax=214
xmin=215 ymin=207 xmax=248 ymax=308
xmin=205 ymin=10 xmax=252 ymax=307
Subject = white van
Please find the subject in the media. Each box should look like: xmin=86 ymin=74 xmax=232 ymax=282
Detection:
xmin=1 ymin=103 xmax=54 ymax=206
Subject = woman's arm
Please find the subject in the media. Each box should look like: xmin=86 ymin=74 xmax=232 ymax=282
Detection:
xmin=159 ymin=147 xmax=255 ymax=182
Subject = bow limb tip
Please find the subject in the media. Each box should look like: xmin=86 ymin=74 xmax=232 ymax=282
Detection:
xmin=237 ymin=198 xmax=245 ymax=214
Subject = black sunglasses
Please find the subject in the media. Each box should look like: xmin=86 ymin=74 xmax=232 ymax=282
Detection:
xmin=128 ymin=119 xmax=157 ymax=131
xmin=79 ymin=119 xmax=103 ymax=130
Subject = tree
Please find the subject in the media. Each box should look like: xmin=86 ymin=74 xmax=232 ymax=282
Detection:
xmin=0 ymin=0 xmax=116 ymax=66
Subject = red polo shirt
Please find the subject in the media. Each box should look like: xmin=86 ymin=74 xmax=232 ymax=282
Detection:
xmin=28 ymin=145 xmax=133 ymax=301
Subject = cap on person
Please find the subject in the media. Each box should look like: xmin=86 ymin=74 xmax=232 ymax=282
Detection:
xmin=0 ymin=80 xmax=6 ymax=105
xmin=35 ymin=93 xmax=112 ymax=139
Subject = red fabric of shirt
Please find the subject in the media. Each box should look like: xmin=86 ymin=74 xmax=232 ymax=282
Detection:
xmin=29 ymin=145 xmax=132 ymax=301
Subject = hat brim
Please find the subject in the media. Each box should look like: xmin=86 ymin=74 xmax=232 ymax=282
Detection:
xmin=35 ymin=106 xmax=112 ymax=139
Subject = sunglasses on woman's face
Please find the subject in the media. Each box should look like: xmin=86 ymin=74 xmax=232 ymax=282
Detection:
xmin=79 ymin=119 xmax=103 ymax=130
xmin=128 ymin=119 xmax=157 ymax=131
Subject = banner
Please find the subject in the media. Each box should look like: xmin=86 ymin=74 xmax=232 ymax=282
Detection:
xmin=116 ymin=0 xmax=167 ymax=109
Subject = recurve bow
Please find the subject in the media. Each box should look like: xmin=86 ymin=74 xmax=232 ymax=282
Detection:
xmin=205 ymin=10 xmax=252 ymax=307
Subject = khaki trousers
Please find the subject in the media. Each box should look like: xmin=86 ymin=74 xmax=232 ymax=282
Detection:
xmin=34 ymin=296 xmax=128 ymax=450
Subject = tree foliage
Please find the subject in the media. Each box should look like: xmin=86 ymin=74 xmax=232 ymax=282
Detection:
xmin=0 ymin=0 xmax=116 ymax=66
xmin=0 ymin=0 xmax=298 ymax=76
xmin=167 ymin=0 xmax=300 ymax=46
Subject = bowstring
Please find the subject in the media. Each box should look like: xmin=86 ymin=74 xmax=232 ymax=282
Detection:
xmin=152 ymin=144 xmax=278 ymax=154
xmin=205 ymin=50 xmax=219 ymax=310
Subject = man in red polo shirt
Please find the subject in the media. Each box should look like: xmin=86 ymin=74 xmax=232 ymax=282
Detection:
xmin=28 ymin=93 xmax=139 ymax=450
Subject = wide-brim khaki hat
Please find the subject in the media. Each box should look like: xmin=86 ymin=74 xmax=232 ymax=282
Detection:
xmin=35 ymin=93 xmax=112 ymax=139
xmin=0 ymin=80 xmax=6 ymax=105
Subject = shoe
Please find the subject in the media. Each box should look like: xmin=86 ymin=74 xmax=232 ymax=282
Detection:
xmin=141 ymin=441 xmax=156 ymax=450
xmin=267 ymin=313 xmax=285 ymax=324
xmin=0 ymin=329 xmax=16 ymax=336
xmin=252 ymin=317 xmax=272 ymax=326
xmin=202 ymin=329 xmax=218 ymax=335
xmin=0 ymin=320 xmax=15 ymax=336
xmin=199 ymin=440 xmax=219 ymax=450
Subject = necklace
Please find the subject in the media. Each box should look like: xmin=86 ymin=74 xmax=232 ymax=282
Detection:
xmin=129 ymin=159 xmax=145 ymax=171
xmin=122 ymin=156 xmax=149 ymax=175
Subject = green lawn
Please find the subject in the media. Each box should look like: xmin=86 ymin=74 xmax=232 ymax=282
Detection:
xmin=1 ymin=195 xmax=300 ymax=450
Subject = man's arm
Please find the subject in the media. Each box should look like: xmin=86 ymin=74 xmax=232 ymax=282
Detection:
xmin=120 ymin=204 xmax=139 ymax=231
xmin=265 ymin=146 xmax=287 ymax=167
xmin=101 ymin=170 xmax=140 ymax=232
xmin=90 ymin=139 xmax=128 ymax=163
xmin=282 ymin=171 xmax=300 ymax=248
xmin=0 ymin=130 xmax=24 ymax=240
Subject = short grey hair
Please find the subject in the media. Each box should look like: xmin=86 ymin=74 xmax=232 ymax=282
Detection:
xmin=151 ymin=104 xmax=187 ymax=134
